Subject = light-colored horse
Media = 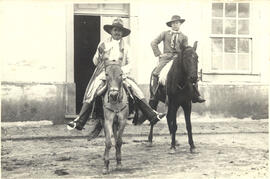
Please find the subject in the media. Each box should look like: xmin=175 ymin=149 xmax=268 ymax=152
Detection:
xmin=102 ymin=60 xmax=129 ymax=174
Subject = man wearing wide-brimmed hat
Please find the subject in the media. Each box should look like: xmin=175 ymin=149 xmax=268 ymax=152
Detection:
xmin=67 ymin=18 xmax=165 ymax=131
xmin=151 ymin=15 xmax=205 ymax=103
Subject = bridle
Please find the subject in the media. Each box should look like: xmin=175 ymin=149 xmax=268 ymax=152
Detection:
xmin=103 ymin=61 xmax=128 ymax=114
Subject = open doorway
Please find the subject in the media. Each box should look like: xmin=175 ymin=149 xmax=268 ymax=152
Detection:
xmin=74 ymin=15 xmax=100 ymax=114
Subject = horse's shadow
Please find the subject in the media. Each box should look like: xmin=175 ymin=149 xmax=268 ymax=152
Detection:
xmin=110 ymin=167 xmax=143 ymax=174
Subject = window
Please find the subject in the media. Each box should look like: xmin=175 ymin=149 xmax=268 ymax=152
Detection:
xmin=211 ymin=2 xmax=251 ymax=73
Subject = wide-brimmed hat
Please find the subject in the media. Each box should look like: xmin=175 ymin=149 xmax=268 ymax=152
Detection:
xmin=103 ymin=18 xmax=131 ymax=37
xmin=166 ymin=15 xmax=185 ymax=27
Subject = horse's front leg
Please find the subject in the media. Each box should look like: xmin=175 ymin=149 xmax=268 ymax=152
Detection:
xmin=182 ymin=102 xmax=196 ymax=153
xmin=148 ymin=124 xmax=154 ymax=144
xmin=114 ymin=111 xmax=127 ymax=170
xmin=167 ymin=102 xmax=178 ymax=153
xmin=103 ymin=112 xmax=114 ymax=174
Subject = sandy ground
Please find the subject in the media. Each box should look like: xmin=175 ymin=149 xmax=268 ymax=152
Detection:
xmin=1 ymin=118 xmax=269 ymax=179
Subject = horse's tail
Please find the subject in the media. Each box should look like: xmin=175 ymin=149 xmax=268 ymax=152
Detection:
xmin=87 ymin=119 xmax=103 ymax=141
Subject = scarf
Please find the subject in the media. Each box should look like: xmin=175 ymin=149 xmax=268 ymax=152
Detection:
xmin=170 ymin=30 xmax=180 ymax=49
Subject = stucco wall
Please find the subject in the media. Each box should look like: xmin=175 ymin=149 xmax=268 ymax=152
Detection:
xmin=1 ymin=82 xmax=68 ymax=124
xmin=139 ymin=83 xmax=268 ymax=119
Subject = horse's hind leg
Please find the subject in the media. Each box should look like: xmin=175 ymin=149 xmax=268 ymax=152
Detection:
xmin=103 ymin=116 xmax=113 ymax=174
xmin=182 ymin=102 xmax=196 ymax=153
xmin=148 ymin=99 xmax=159 ymax=144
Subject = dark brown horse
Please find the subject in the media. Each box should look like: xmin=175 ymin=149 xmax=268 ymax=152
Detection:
xmin=102 ymin=60 xmax=129 ymax=174
xmin=149 ymin=41 xmax=199 ymax=153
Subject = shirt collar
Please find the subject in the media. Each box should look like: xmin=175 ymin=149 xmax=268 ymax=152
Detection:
xmin=109 ymin=37 xmax=125 ymax=50
xmin=170 ymin=30 xmax=181 ymax=34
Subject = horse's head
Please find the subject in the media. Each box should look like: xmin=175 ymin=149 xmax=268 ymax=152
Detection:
xmin=182 ymin=41 xmax=199 ymax=83
xmin=104 ymin=60 xmax=123 ymax=102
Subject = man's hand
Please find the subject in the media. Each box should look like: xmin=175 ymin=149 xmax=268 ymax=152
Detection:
xmin=158 ymin=54 xmax=166 ymax=59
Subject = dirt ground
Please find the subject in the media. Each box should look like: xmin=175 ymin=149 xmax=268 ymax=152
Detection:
xmin=1 ymin=119 xmax=269 ymax=179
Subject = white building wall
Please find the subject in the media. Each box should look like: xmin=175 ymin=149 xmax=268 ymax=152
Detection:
xmin=0 ymin=1 xmax=67 ymax=83
xmin=131 ymin=0 xmax=270 ymax=84
xmin=1 ymin=0 xmax=269 ymax=85
xmin=255 ymin=1 xmax=270 ymax=83
xmin=134 ymin=0 xmax=208 ymax=84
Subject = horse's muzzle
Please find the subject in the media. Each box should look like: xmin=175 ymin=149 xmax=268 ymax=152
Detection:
xmin=109 ymin=88 xmax=120 ymax=102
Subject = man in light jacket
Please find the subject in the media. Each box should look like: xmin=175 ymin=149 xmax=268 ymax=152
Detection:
xmin=67 ymin=18 xmax=165 ymax=131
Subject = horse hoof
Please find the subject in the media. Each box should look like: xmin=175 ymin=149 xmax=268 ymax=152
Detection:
xmin=169 ymin=147 xmax=176 ymax=154
xmin=146 ymin=142 xmax=153 ymax=147
xmin=116 ymin=163 xmax=123 ymax=170
xmin=190 ymin=147 xmax=197 ymax=153
xmin=102 ymin=168 xmax=109 ymax=175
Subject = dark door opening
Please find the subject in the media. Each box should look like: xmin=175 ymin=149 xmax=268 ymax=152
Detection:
xmin=74 ymin=15 xmax=100 ymax=114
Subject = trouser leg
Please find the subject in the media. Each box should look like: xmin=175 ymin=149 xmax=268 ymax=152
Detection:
xmin=152 ymin=57 xmax=172 ymax=76
xmin=151 ymin=55 xmax=174 ymax=97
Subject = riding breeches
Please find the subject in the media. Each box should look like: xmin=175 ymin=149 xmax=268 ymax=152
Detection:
xmin=152 ymin=53 xmax=178 ymax=76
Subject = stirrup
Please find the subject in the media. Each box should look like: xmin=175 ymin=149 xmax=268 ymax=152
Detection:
xmin=67 ymin=116 xmax=84 ymax=130
xmin=157 ymin=113 xmax=166 ymax=120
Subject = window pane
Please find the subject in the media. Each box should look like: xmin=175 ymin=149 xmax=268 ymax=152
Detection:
xmin=225 ymin=38 xmax=236 ymax=53
xmin=212 ymin=19 xmax=223 ymax=34
xmin=212 ymin=3 xmax=223 ymax=17
xmin=224 ymin=54 xmax=236 ymax=70
xmin=212 ymin=54 xmax=223 ymax=70
xmin=238 ymin=20 xmax=249 ymax=35
xmin=238 ymin=54 xmax=250 ymax=70
xmin=212 ymin=38 xmax=223 ymax=52
xmin=238 ymin=38 xmax=249 ymax=53
xmin=225 ymin=19 xmax=236 ymax=34
xmin=238 ymin=3 xmax=250 ymax=18
xmin=225 ymin=3 xmax=236 ymax=17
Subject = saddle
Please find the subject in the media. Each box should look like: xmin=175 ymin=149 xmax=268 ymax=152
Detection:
xmin=150 ymin=70 xmax=171 ymax=104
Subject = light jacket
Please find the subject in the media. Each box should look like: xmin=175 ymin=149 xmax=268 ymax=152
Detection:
xmin=83 ymin=37 xmax=131 ymax=103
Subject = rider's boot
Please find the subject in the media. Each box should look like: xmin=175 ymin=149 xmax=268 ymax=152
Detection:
xmin=134 ymin=96 xmax=166 ymax=125
xmin=151 ymin=75 xmax=159 ymax=98
xmin=192 ymin=83 xmax=206 ymax=103
xmin=67 ymin=102 xmax=93 ymax=130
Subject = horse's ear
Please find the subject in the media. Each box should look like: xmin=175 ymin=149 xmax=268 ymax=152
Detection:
xmin=193 ymin=41 xmax=198 ymax=51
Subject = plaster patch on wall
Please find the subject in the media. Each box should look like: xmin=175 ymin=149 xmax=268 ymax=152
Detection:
xmin=1 ymin=85 xmax=23 ymax=101
xmin=24 ymin=85 xmax=57 ymax=102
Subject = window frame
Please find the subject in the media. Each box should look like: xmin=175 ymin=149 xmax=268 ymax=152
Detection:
xmin=209 ymin=1 xmax=253 ymax=74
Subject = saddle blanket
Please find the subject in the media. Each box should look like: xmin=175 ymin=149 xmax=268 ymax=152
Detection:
xmin=159 ymin=60 xmax=173 ymax=86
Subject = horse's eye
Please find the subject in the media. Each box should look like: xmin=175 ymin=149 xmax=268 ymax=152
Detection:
xmin=105 ymin=73 xmax=108 ymax=76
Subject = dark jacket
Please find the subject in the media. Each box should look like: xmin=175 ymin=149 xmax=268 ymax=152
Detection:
xmin=151 ymin=30 xmax=188 ymax=57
